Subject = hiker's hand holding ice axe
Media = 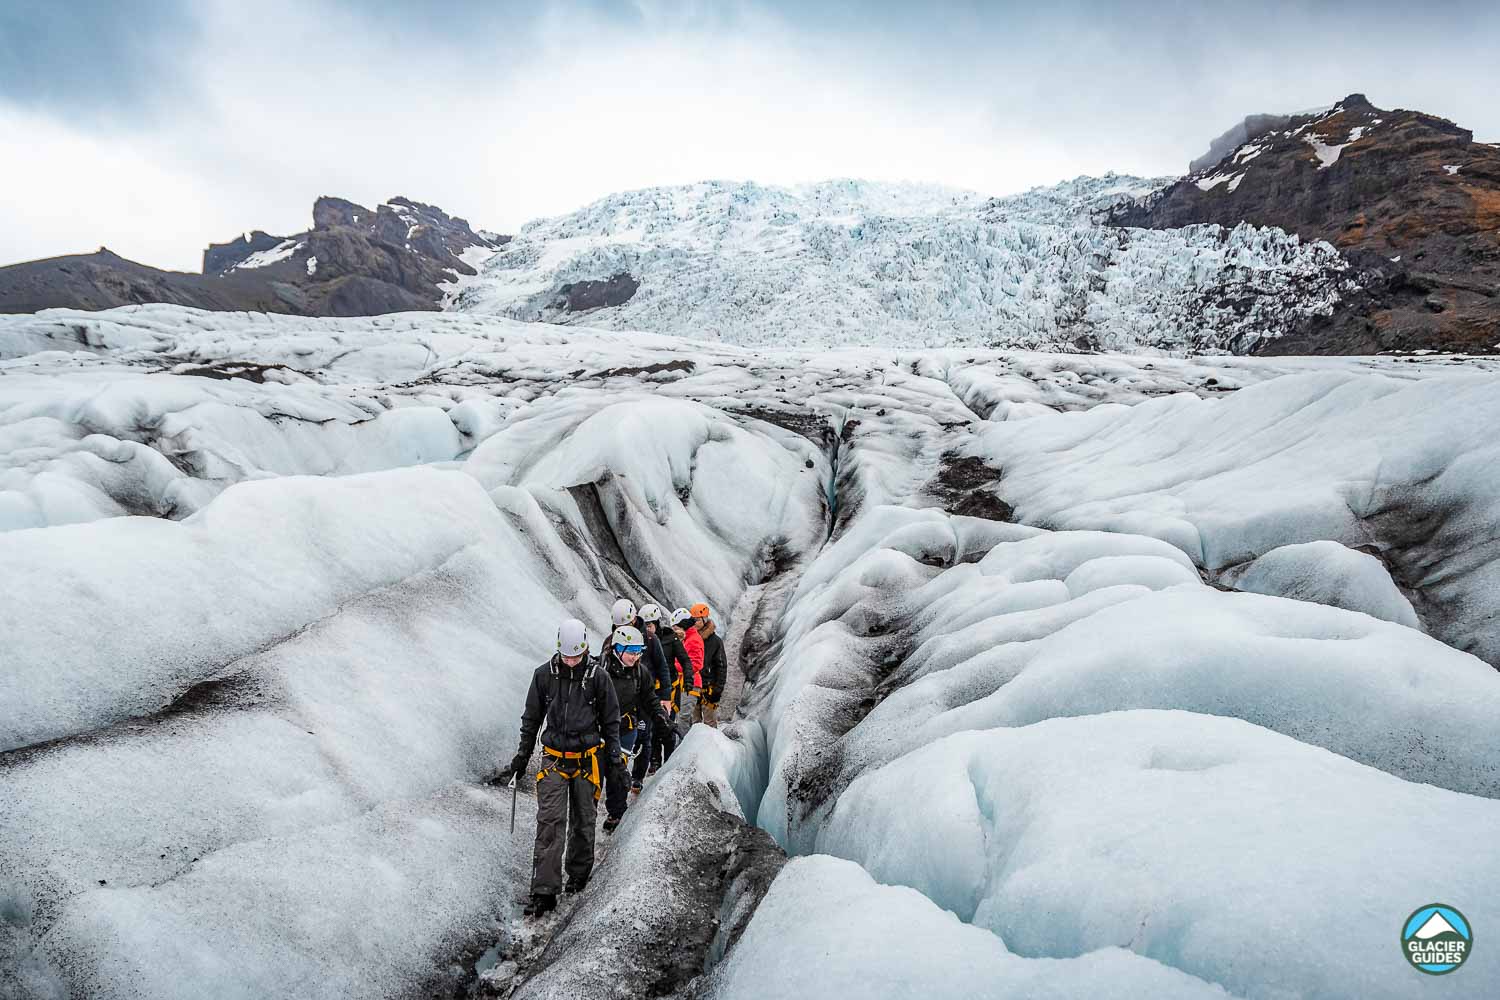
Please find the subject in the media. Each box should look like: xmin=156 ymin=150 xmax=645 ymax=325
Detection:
xmin=494 ymin=752 xmax=529 ymax=787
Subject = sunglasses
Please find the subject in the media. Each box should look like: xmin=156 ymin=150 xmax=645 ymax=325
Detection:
xmin=615 ymin=644 xmax=645 ymax=655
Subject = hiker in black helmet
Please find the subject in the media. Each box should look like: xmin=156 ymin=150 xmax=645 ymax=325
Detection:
xmin=601 ymin=624 xmax=667 ymax=833
xmin=497 ymin=618 xmax=620 ymax=917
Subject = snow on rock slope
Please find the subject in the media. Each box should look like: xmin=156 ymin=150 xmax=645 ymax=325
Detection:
xmin=451 ymin=177 xmax=1358 ymax=353
xmin=4 ymin=305 xmax=1500 ymax=997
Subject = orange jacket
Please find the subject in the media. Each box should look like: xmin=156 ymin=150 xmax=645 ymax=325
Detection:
xmin=680 ymin=625 xmax=704 ymax=692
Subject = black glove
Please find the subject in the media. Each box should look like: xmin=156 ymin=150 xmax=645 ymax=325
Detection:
xmin=497 ymin=752 xmax=528 ymax=785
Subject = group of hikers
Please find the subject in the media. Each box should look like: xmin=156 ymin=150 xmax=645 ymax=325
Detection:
xmin=495 ymin=597 xmax=729 ymax=916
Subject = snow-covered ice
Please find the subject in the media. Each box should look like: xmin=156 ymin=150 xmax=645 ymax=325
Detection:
xmin=968 ymin=370 xmax=1500 ymax=664
xmin=1221 ymin=538 xmax=1420 ymax=628
xmin=704 ymin=855 xmax=1231 ymax=999
xmin=816 ymin=711 xmax=1500 ymax=1000
xmin=452 ymin=177 xmax=1357 ymax=352
xmin=3 ymin=304 xmax=1500 ymax=998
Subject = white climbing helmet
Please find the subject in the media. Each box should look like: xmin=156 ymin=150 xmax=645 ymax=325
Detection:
xmin=557 ymin=618 xmax=589 ymax=658
xmin=639 ymin=603 xmax=663 ymax=623
xmin=611 ymin=598 xmax=637 ymax=627
xmin=670 ymin=607 xmax=693 ymax=627
xmin=612 ymin=625 xmax=645 ymax=653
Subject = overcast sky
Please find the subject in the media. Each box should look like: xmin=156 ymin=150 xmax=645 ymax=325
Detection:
xmin=2 ymin=0 xmax=1497 ymax=271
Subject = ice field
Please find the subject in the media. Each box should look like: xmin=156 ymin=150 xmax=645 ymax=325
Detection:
xmin=3 ymin=305 xmax=1498 ymax=997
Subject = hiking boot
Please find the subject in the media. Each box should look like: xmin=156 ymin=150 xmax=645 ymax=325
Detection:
xmin=602 ymin=815 xmax=621 ymax=835
xmin=564 ymin=876 xmax=589 ymax=894
xmin=523 ymin=893 xmax=556 ymax=917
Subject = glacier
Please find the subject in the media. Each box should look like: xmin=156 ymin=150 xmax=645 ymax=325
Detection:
xmin=3 ymin=305 xmax=1499 ymax=998
xmin=451 ymin=176 xmax=1359 ymax=352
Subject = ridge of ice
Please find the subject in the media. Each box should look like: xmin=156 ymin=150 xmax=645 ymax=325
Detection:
xmin=450 ymin=176 xmax=1353 ymax=352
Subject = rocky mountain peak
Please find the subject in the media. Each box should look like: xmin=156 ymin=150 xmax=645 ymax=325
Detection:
xmin=1112 ymin=94 xmax=1500 ymax=354
xmin=189 ymin=195 xmax=511 ymax=315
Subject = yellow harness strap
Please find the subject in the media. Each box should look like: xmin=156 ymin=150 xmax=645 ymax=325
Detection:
xmin=621 ymin=712 xmax=635 ymax=732
xmin=537 ymin=745 xmax=603 ymax=801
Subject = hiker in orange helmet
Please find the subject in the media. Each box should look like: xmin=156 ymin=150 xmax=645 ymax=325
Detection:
xmin=671 ymin=607 xmax=704 ymax=737
xmin=689 ymin=602 xmax=727 ymax=729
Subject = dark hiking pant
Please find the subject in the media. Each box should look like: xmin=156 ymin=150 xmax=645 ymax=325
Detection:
xmin=631 ymin=715 xmax=655 ymax=785
xmin=693 ymin=697 xmax=720 ymax=728
xmin=650 ymin=709 xmax=678 ymax=768
xmin=531 ymin=763 xmax=597 ymax=896
xmin=605 ymin=725 xmax=638 ymax=820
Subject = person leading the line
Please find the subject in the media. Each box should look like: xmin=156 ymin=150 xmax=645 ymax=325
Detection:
xmin=673 ymin=607 xmax=704 ymax=723
xmin=497 ymin=618 xmax=621 ymax=918
xmin=600 ymin=624 xmax=668 ymax=833
xmin=690 ymin=602 xmax=728 ymax=728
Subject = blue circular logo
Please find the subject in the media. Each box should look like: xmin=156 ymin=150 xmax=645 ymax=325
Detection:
xmin=1402 ymin=904 xmax=1472 ymax=975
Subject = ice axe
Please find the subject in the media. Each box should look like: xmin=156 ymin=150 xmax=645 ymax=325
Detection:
xmin=509 ymin=773 xmax=518 ymax=835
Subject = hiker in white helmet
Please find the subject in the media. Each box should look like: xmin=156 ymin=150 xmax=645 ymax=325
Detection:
xmin=636 ymin=603 xmax=678 ymax=776
xmin=600 ymin=624 xmax=667 ymax=833
xmin=609 ymin=597 xmax=637 ymax=632
xmin=498 ymin=618 xmax=621 ymax=917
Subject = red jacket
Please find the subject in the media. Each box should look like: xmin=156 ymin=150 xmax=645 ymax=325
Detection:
xmin=681 ymin=626 xmax=704 ymax=692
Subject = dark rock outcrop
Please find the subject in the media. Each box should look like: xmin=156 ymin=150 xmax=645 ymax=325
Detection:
xmin=556 ymin=272 xmax=639 ymax=312
xmin=1115 ymin=94 xmax=1500 ymax=354
xmin=1 ymin=197 xmax=510 ymax=318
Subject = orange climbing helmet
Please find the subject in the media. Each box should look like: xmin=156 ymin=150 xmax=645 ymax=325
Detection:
xmin=689 ymin=602 xmax=711 ymax=620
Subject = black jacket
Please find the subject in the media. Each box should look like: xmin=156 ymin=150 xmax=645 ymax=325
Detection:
xmin=699 ymin=622 xmax=729 ymax=702
xmin=659 ymin=628 xmax=691 ymax=690
xmin=515 ymin=654 xmax=621 ymax=761
xmin=636 ymin=617 xmax=671 ymax=698
xmin=603 ymin=649 xmax=668 ymax=731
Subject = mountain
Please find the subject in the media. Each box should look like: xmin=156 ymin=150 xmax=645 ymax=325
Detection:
xmin=0 ymin=248 xmax=314 ymax=315
xmin=6 ymin=95 xmax=1496 ymax=356
xmin=0 ymin=196 xmax=506 ymax=317
xmin=1112 ymin=94 xmax=1500 ymax=354
xmin=450 ymin=176 xmax=1357 ymax=353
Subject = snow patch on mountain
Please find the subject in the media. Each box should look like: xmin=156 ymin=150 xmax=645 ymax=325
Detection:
xmin=230 ymin=239 xmax=303 ymax=270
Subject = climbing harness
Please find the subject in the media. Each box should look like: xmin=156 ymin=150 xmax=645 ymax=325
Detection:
xmin=538 ymin=745 xmax=603 ymax=801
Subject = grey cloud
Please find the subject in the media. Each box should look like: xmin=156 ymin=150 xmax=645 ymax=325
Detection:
xmin=0 ymin=0 xmax=200 ymax=117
